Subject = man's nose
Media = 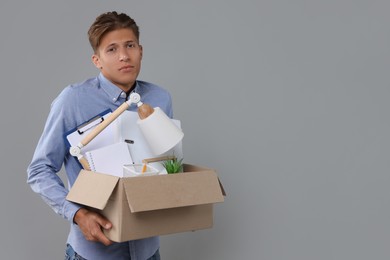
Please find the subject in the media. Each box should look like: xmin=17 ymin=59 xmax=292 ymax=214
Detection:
xmin=119 ymin=49 xmax=130 ymax=61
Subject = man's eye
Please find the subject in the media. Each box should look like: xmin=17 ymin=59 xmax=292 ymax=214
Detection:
xmin=107 ymin=47 xmax=116 ymax=52
xmin=127 ymin=43 xmax=136 ymax=48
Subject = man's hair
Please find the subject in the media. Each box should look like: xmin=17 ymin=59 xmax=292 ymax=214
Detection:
xmin=88 ymin=11 xmax=140 ymax=53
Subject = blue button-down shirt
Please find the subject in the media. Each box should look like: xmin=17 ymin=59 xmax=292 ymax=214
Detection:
xmin=27 ymin=73 xmax=173 ymax=260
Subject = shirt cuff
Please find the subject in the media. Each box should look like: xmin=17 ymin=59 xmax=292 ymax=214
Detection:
xmin=63 ymin=200 xmax=82 ymax=223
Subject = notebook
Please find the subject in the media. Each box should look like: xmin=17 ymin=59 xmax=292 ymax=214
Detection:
xmin=85 ymin=142 xmax=133 ymax=177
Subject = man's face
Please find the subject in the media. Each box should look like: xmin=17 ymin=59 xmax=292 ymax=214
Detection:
xmin=92 ymin=28 xmax=143 ymax=92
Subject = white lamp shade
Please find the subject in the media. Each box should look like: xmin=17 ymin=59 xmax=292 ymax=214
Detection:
xmin=137 ymin=107 xmax=184 ymax=155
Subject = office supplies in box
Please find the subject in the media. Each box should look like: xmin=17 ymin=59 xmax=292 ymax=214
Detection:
xmin=66 ymin=164 xmax=225 ymax=242
xmin=123 ymin=163 xmax=160 ymax=177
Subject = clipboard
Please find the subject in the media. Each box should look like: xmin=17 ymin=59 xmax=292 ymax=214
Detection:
xmin=64 ymin=109 xmax=118 ymax=154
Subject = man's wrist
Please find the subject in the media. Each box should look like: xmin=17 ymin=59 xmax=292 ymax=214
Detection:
xmin=73 ymin=208 xmax=88 ymax=225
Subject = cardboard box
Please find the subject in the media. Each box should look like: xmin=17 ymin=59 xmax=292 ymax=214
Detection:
xmin=66 ymin=164 xmax=225 ymax=242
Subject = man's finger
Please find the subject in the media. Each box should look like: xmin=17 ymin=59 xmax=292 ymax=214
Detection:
xmin=93 ymin=228 xmax=113 ymax=246
xmin=95 ymin=214 xmax=112 ymax=230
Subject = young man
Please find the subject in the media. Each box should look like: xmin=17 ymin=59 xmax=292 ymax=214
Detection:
xmin=27 ymin=11 xmax=171 ymax=259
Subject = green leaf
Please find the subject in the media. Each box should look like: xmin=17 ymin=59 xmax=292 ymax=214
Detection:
xmin=162 ymin=158 xmax=184 ymax=174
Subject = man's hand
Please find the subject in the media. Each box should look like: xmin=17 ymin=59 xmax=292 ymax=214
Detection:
xmin=74 ymin=208 xmax=113 ymax=246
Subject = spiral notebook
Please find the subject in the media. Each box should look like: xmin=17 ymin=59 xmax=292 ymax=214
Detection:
xmin=85 ymin=141 xmax=133 ymax=177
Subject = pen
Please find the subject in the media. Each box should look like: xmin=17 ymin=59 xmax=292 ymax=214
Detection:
xmin=124 ymin=139 xmax=134 ymax=144
xmin=124 ymin=139 xmax=135 ymax=164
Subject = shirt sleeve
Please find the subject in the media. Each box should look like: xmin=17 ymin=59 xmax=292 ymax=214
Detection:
xmin=165 ymin=92 xmax=173 ymax=118
xmin=27 ymin=88 xmax=81 ymax=222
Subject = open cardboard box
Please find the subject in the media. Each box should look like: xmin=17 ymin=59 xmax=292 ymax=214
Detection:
xmin=66 ymin=164 xmax=225 ymax=242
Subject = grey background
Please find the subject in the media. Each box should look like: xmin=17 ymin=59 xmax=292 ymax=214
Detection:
xmin=1 ymin=0 xmax=389 ymax=259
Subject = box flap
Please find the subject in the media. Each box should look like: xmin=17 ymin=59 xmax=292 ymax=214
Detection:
xmin=122 ymin=169 xmax=224 ymax=213
xmin=66 ymin=170 xmax=119 ymax=210
xmin=184 ymin=164 xmax=227 ymax=196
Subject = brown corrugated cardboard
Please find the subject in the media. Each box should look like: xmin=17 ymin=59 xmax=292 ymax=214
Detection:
xmin=66 ymin=164 xmax=225 ymax=242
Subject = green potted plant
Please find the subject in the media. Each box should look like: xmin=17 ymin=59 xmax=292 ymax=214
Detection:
xmin=162 ymin=158 xmax=184 ymax=174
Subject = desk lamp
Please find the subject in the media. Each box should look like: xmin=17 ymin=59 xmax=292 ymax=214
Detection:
xmin=69 ymin=92 xmax=184 ymax=170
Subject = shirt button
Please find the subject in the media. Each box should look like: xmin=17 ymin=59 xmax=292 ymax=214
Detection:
xmin=120 ymin=92 xmax=126 ymax=98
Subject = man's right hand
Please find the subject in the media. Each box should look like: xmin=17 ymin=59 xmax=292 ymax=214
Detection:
xmin=74 ymin=208 xmax=113 ymax=246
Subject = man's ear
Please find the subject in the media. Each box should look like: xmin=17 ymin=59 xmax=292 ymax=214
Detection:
xmin=139 ymin=45 xmax=143 ymax=59
xmin=92 ymin=54 xmax=102 ymax=69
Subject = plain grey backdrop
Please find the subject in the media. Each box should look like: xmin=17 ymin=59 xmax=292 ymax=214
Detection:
xmin=1 ymin=0 xmax=390 ymax=259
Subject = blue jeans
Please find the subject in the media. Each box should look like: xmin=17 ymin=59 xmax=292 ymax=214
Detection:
xmin=65 ymin=244 xmax=161 ymax=260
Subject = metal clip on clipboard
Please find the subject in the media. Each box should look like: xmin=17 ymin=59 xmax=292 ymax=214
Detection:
xmin=77 ymin=115 xmax=105 ymax=135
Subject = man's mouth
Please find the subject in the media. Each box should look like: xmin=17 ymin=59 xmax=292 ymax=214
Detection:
xmin=119 ymin=65 xmax=134 ymax=71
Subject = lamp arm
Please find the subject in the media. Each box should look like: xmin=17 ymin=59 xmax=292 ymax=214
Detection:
xmin=78 ymin=156 xmax=91 ymax=171
xmin=69 ymin=146 xmax=91 ymax=170
xmin=81 ymin=101 xmax=129 ymax=146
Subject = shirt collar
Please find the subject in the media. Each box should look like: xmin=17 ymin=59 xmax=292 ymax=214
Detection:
xmin=98 ymin=73 xmax=141 ymax=103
